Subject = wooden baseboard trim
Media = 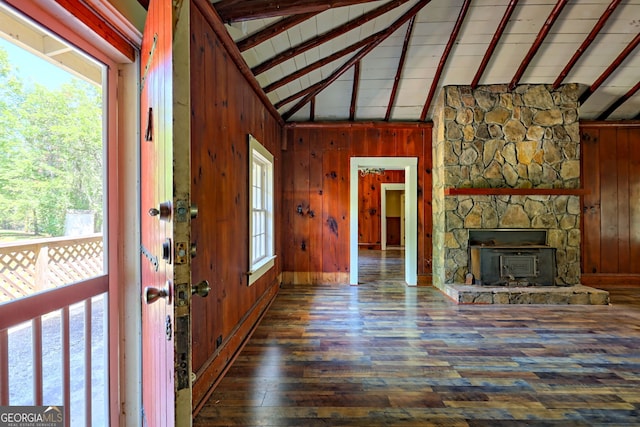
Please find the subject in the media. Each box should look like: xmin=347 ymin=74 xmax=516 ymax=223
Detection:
xmin=581 ymin=274 xmax=640 ymax=288
xmin=281 ymin=272 xmax=350 ymax=285
xmin=192 ymin=279 xmax=279 ymax=415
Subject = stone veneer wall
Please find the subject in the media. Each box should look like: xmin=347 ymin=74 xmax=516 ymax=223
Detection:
xmin=432 ymin=84 xmax=582 ymax=289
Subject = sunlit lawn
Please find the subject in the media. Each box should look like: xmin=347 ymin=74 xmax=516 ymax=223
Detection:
xmin=0 ymin=230 xmax=49 ymax=242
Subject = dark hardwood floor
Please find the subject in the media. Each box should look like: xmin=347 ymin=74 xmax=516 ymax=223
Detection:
xmin=194 ymin=250 xmax=640 ymax=426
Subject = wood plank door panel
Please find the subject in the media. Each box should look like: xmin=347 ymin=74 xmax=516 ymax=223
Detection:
xmin=581 ymin=124 xmax=640 ymax=286
xmin=141 ymin=0 xmax=194 ymax=426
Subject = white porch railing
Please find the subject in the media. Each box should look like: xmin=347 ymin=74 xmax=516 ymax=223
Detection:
xmin=0 ymin=234 xmax=103 ymax=302
xmin=0 ymin=235 xmax=108 ymax=427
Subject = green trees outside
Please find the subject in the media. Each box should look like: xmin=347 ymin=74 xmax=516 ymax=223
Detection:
xmin=0 ymin=47 xmax=103 ymax=238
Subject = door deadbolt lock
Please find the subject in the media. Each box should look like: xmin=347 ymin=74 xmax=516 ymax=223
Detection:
xmin=192 ymin=280 xmax=210 ymax=298
xmin=148 ymin=201 xmax=172 ymax=221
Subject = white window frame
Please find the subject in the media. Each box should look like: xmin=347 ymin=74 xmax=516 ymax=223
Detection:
xmin=248 ymin=134 xmax=275 ymax=285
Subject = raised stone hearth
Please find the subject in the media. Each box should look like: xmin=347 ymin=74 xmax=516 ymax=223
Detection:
xmin=443 ymin=283 xmax=609 ymax=305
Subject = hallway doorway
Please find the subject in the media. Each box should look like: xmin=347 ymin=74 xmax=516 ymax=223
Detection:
xmin=349 ymin=157 xmax=417 ymax=286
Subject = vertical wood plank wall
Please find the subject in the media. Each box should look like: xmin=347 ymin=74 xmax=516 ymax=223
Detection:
xmin=282 ymin=123 xmax=433 ymax=285
xmin=358 ymin=170 xmax=405 ymax=249
xmin=580 ymin=122 xmax=640 ymax=287
xmin=189 ymin=5 xmax=282 ymax=410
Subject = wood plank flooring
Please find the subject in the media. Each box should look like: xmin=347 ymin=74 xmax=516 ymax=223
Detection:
xmin=194 ymin=250 xmax=640 ymax=426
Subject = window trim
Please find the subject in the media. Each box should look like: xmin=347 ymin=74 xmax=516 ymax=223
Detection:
xmin=248 ymin=134 xmax=275 ymax=285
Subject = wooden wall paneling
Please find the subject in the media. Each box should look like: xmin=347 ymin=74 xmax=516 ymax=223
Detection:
xmin=599 ymin=127 xmax=619 ymax=273
xmin=364 ymin=127 xmax=383 ymax=156
xmin=581 ymin=127 xmax=601 ymax=275
xmin=349 ymin=127 xmax=367 ymax=157
xmin=322 ymin=149 xmax=346 ymax=277
xmin=284 ymin=123 xmax=433 ymax=283
xmin=617 ymin=129 xmax=631 ymax=271
xmin=358 ymin=174 xmax=371 ymax=246
xmin=309 ymin=136 xmax=324 ymax=274
xmin=630 ymin=129 xmax=640 ymax=274
xmin=387 ymin=217 xmax=401 ymax=245
xmin=321 ymin=127 xmax=350 ymax=152
xmin=190 ymin=4 xmax=282 ymax=410
xmin=292 ymin=135 xmax=311 ymax=281
xmin=396 ymin=127 xmax=421 ymax=157
xmin=379 ymin=128 xmax=398 ymax=156
xmin=281 ymin=130 xmax=297 ymax=273
xmin=191 ymin=11 xmax=223 ymax=372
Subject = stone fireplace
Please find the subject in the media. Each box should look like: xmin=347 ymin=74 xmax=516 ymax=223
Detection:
xmin=432 ymin=83 xmax=591 ymax=296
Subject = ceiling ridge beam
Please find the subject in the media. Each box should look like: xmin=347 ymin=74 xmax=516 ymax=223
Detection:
xmin=237 ymin=12 xmax=319 ymax=52
xmin=386 ymin=16 xmax=415 ymax=121
xmin=596 ymin=80 xmax=640 ymax=120
xmin=420 ymin=0 xmax=472 ymax=121
xmin=471 ymin=0 xmax=519 ymax=89
xmin=350 ymin=61 xmax=361 ymax=120
xmin=280 ymin=0 xmax=432 ymax=121
xmin=509 ymin=0 xmax=570 ymax=90
xmin=215 ymin=0 xmax=385 ymax=23
xmin=251 ymin=0 xmax=411 ymax=76
xmin=579 ymin=32 xmax=640 ymax=105
xmin=552 ymin=0 xmax=622 ymax=89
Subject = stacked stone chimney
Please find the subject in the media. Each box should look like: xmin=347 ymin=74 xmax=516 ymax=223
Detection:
xmin=432 ymin=84 xmax=582 ymax=289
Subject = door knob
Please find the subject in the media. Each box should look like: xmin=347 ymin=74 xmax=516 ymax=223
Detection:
xmin=192 ymin=280 xmax=210 ymax=298
xmin=144 ymin=283 xmax=171 ymax=304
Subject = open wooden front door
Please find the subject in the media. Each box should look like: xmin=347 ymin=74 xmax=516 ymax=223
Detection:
xmin=140 ymin=1 xmax=197 ymax=426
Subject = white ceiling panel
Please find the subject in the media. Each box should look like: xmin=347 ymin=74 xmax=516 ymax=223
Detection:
xmin=212 ymin=0 xmax=640 ymax=122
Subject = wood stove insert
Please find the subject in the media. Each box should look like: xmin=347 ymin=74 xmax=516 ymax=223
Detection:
xmin=468 ymin=229 xmax=557 ymax=286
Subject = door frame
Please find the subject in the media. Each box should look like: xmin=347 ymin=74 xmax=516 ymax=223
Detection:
xmin=0 ymin=2 xmax=141 ymax=425
xmin=350 ymin=157 xmax=418 ymax=286
xmin=380 ymin=183 xmax=405 ymax=250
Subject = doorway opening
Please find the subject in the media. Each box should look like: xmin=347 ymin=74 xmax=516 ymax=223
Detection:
xmin=349 ymin=157 xmax=417 ymax=286
xmin=381 ymin=183 xmax=405 ymax=250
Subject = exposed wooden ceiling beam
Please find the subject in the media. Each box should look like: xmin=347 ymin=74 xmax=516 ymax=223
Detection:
xmin=596 ymin=80 xmax=640 ymax=120
xmin=350 ymin=61 xmax=361 ymax=121
xmin=263 ymin=34 xmax=373 ymax=93
xmin=579 ymin=32 xmax=640 ymax=105
xmin=553 ymin=0 xmax=622 ymax=89
xmin=281 ymin=0 xmax=432 ymax=121
xmin=214 ymin=0 xmax=383 ymax=23
xmin=386 ymin=16 xmax=415 ymax=121
xmin=237 ymin=12 xmax=319 ymax=51
xmin=509 ymin=0 xmax=569 ymax=90
xmin=420 ymin=0 xmax=471 ymax=121
xmin=252 ymin=0 xmax=410 ymax=76
xmin=471 ymin=0 xmax=518 ymax=89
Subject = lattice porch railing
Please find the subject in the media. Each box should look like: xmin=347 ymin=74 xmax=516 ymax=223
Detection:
xmin=0 ymin=234 xmax=104 ymax=303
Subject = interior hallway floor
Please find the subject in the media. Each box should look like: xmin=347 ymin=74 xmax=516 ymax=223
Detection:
xmin=194 ymin=250 xmax=640 ymax=426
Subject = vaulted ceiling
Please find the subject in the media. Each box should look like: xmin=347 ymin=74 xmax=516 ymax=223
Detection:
xmin=191 ymin=1 xmax=640 ymax=122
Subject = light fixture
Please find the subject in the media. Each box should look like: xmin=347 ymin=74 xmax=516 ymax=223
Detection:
xmin=359 ymin=168 xmax=385 ymax=177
